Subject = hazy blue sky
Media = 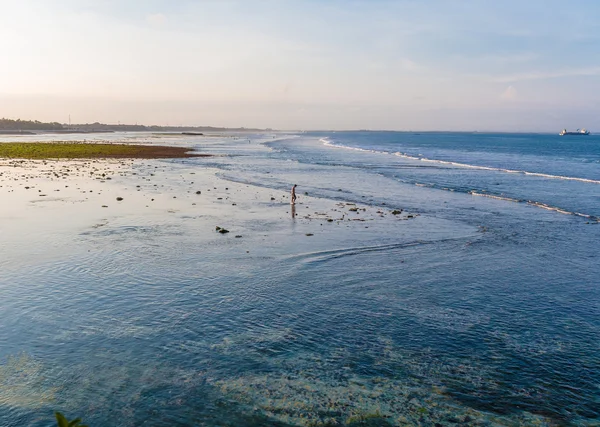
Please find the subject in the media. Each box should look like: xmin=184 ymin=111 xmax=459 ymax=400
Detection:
xmin=1 ymin=0 xmax=599 ymax=130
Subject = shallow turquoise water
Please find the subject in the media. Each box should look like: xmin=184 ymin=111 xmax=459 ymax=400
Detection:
xmin=0 ymin=132 xmax=598 ymax=426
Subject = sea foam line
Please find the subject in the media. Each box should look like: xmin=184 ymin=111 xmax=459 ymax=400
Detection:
xmin=321 ymin=138 xmax=600 ymax=185
xmin=468 ymin=191 xmax=596 ymax=219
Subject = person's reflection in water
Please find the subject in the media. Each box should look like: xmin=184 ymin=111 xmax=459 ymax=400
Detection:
xmin=291 ymin=203 xmax=296 ymax=219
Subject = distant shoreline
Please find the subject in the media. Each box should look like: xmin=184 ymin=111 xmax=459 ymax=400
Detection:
xmin=0 ymin=118 xmax=270 ymax=134
xmin=0 ymin=130 xmax=115 ymax=135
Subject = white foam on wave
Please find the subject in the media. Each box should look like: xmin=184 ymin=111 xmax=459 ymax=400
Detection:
xmin=467 ymin=190 xmax=596 ymax=219
xmin=321 ymin=138 xmax=600 ymax=185
xmin=321 ymin=137 xmax=378 ymax=155
xmin=469 ymin=191 xmax=521 ymax=203
xmin=527 ymin=201 xmax=593 ymax=219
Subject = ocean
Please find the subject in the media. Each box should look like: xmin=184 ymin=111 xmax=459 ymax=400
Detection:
xmin=0 ymin=131 xmax=598 ymax=426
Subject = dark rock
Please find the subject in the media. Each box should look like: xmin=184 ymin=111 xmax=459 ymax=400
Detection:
xmin=391 ymin=210 xmax=402 ymax=215
xmin=102 ymin=205 xmax=108 ymax=208
xmin=305 ymin=233 xmax=314 ymax=236
xmin=235 ymin=235 xmax=242 ymax=238
xmin=116 ymin=197 xmax=123 ymax=201
xmin=218 ymin=228 xmax=230 ymax=234
xmin=196 ymin=191 xmax=201 ymax=194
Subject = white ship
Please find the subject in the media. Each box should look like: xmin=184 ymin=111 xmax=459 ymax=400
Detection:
xmin=559 ymin=128 xmax=590 ymax=136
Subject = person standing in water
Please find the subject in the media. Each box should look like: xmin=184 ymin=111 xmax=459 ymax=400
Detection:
xmin=291 ymin=184 xmax=297 ymax=205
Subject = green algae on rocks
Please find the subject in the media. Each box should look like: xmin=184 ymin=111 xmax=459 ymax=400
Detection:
xmin=0 ymin=142 xmax=210 ymax=159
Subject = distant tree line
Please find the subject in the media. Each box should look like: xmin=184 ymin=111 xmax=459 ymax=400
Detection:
xmin=68 ymin=122 xmax=265 ymax=132
xmin=0 ymin=118 xmax=64 ymax=131
xmin=0 ymin=118 xmax=269 ymax=133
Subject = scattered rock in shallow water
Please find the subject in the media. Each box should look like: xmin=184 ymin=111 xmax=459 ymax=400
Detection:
xmin=196 ymin=191 xmax=201 ymax=194
xmin=349 ymin=207 xmax=358 ymax=212
xmin=218 ymin=228 xmax=230 ymax=234
xmin=116 ymin=197 xmax=123 ymax=201
xmin=271 ymin=197 xmax=275 ymax=201
xmin=327 ymin=219 xmax=334 ymax=222
xmin=235 ymin=235 xmax=242 ymax=238
xmin=391 ymin=210 xmax=402 ymax=215
xmin=102 ymin=205 xmax=108 ymax=208
xmin=305 ymin=233 xmax=314 ymax=236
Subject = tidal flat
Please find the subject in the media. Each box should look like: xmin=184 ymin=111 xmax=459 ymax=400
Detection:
xmin=1 ymin=132 xmax=597 ymax=426
xmin=0 ymin=153 xmax=450 ymax=426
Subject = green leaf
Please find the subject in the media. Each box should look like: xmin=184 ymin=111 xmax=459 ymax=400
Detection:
xmin=68 ymin=419 xmax=82 ymax=427
xmin=55 ymin=412 xmax=69 ymax=427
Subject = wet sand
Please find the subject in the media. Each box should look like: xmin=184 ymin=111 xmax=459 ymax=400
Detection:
xmin=0 ymin=155 xmax=484 ymax=427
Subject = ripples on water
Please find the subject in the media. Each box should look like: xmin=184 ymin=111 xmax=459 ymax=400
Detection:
xmin=1 ymin=133 xmax=599 ymax=426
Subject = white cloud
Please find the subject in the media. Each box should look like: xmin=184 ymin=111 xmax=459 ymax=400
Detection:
xmin=491 ymin=67 xmax=600 ymax=83
xmin=146 ymin=13 xmax=167 ymax=27
xmin=500 ymin=85 xmax=518 ymax=101
xmin=397 ymin=58 xmax=419 ymax=71
xmin=476 ymin=52 xmax=539 ymax=63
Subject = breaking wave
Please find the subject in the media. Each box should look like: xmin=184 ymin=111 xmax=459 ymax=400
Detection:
xmin=321 ymin=138 xmax=600 ymax=185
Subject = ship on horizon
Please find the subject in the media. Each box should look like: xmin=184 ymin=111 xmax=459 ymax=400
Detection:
xmin=559 ymin=128 xmax=590 ymax=136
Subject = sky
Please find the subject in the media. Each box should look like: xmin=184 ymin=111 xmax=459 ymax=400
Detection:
xmin=1 ymin=0 xmax=599 ymax=131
